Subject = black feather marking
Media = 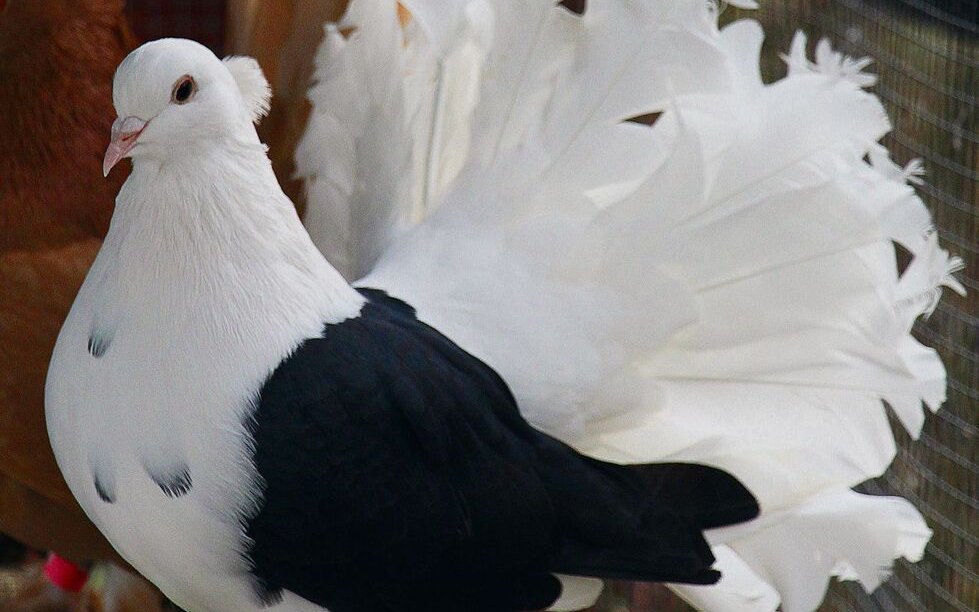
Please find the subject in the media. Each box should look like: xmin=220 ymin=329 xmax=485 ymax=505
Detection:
xmin=241 ymin=288 xmax=758 ymax=612
xmin=93 ymin=474 xmax=115 ymax=504
xmin=250 ymin=576 xmax=283 ymax=609
xmin=634 ymin=462 xmax=761 ymax=530
xmin=150 ymin=465 xmax=193 ymax=498
xmin=625 ymin=112 xmax=663 ymax=127
xmin=87 ymin=332 xmax=110 ymax=358
xmin=356 ymin=287 xmax=415 ymax=317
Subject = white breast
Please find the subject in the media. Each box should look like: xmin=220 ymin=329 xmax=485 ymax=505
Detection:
xmin=45 ymin=157 xmax=363 ymax=612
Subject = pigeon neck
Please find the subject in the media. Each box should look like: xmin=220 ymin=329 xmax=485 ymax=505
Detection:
xmin=101 ymin=143 xmax=365 ymax=327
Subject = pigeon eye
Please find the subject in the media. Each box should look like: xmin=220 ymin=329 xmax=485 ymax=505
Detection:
xmin=171 ymin=76 xmax=196 ymax=105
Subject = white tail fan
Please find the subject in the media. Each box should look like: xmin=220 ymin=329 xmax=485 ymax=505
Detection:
xmin=298 ymin=1 xmax=964 ymax=610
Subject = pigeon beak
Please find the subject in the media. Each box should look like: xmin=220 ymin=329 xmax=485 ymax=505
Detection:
xmin=103 ymin=116 xmax=148 ymax=177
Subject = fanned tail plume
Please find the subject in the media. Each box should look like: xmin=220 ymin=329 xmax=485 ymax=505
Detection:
xmin=299 ymin=1 xmax=964 ymax=610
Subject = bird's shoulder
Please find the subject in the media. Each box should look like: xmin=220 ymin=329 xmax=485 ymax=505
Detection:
xmin=252 ymin=287 xmax=536 ymax=463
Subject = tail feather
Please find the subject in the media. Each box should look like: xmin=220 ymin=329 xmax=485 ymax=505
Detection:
xmin=633 ymin=463 xmax=761 ymax=531
xmin=551 ymin=536 xmax=720 ymax=585
xmin=300 ymin=0 xmax=963 ymax=608
xmin=695 ymin=489 xmax=932 ymax=612
xmin=544 ymin=456 xmax=759 ymax=586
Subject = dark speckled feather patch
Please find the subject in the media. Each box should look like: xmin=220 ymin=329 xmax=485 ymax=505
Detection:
xmin=149 ymin=465 xmax=193 ymax=498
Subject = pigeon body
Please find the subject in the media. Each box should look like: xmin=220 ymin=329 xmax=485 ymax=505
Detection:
xmin=46 ymin=38 xmax=758 ymax=612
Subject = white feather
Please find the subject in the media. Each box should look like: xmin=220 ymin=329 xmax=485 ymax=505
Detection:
xmin=223 ymin=56 xmax=272 ymax=122
xmin=702 ymin=489 xmax=931 ymax=612
xmin=299 ymin=1 xmax=963 ymax=610
xmin=296 ymin=3 xmax=414 ymax=280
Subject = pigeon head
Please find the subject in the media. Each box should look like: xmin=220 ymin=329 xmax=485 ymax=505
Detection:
xmin=103 ymin=38 xmax=271 ymax=176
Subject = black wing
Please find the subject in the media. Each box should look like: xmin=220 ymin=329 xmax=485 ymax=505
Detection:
xmin=244 ymin=290 xmax=564 ymax=612
xmin=243 ymin=289 xmax=758 ymax=612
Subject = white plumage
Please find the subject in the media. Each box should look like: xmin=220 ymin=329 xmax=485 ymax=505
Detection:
xmin=296 ymin=1 xmax=964 ymax=610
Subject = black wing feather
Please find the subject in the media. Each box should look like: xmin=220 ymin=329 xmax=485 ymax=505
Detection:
xmin=243 ymin=289 xmax=758 ymax=612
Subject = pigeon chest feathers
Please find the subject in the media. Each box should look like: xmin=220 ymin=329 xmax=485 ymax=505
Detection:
xmin=45 ymin=156 xmax=364 ymax=611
